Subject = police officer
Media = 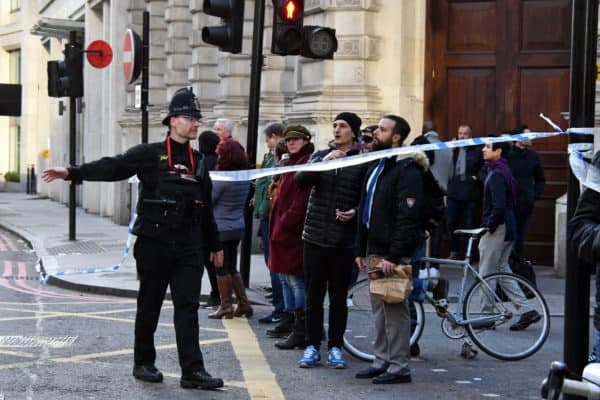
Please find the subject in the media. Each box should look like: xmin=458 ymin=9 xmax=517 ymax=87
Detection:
xmin=42 ymin=87 xmax=225 ymax=390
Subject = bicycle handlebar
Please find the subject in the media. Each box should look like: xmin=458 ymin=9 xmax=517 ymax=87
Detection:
xmin=541 ymin=361 xmax=600 ymax=400
xmin=541 ymin=377 xmax=600 ymax=399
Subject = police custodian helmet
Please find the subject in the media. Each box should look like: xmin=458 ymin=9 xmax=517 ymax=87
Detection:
xmin=162 ymin=87 xmax=202 ymax=126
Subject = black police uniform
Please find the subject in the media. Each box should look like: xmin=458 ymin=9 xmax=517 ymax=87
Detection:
xmin=65 ymin=88 xmax=223 ymax=388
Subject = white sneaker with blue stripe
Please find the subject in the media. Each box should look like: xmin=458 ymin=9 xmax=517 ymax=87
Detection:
xmin=326 ymin=347 xmax=347 ymax=369
xmin=298 ymin=345 xmax=321 ymax=368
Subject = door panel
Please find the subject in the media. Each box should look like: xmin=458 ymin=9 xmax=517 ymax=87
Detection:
xmin=425 ymin=0 xmax=572 ymax=266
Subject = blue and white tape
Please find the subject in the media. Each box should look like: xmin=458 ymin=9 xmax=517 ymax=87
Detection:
xmin=209 ymin=128 xmax=579 ymax=182
xmin=39 ymin=211 xmax=137 ymax=284
xmin=43 ymin=112 xmax=597 ymax=280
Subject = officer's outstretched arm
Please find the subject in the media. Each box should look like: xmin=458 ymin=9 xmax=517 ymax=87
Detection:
xmin=42 ymin=167 xmax=68 ymax=182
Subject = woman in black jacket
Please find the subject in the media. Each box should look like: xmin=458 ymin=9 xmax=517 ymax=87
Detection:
xmin=294 ymin=112 xmax=368 ymax=368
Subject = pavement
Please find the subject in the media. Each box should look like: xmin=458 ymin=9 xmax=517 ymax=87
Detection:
xmin=0 ymin=192 xmax=581 ymax=316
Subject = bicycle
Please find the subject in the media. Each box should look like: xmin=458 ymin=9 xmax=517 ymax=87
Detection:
xmin=344 ymin=227 xmax=551 ymax=362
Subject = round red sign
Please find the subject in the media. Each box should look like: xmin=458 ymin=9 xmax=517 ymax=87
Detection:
xmin=86 ymin=40 xmax=113 ymax=68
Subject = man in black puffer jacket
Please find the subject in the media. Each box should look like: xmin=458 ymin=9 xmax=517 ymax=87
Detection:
xmin=294 ymin=112 xmax=368 ymax=369
xmin=569 ymin=152 xmax=600 ymax=361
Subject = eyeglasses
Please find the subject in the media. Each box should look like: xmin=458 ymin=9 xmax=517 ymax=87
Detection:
xmin=178 ymin=115 xmax=200 ymax=123
xmin=360 ymin=135 xmax=373 ymax=143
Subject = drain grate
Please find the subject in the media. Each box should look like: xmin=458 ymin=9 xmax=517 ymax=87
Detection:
xmin=0 ymin=336 xmax=77 ymax=348
xmin=47 ymin=241 xmax=106 ymax=255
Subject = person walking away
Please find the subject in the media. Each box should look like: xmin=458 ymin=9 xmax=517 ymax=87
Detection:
xmin=506 ymin=124 xmax=545 ymax=286
xmin=268 ymin=126 xmax=314 ymax=349
xmin=294 ymin=112 xmax=368 ymax=368
xmin=479 ymin=139 xmax=541 ymax=331
xmin=208 ymin=140 xmax=253 ymax=319
xmin=41 ymin=87 xmax=224 ymax=390
xmin=355 ymin=115 xmax=428 ymax=384
xmin=254 ymin=122 xmax=285 ymax=324
xmin=198 ymin=130 xmax=221 ymax=308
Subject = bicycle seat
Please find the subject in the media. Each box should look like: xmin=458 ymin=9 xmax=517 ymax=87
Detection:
xmin=453 ymin=227 xmax=488 ymax=238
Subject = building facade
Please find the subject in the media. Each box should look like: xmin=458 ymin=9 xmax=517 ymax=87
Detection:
xmin=0 ymin=0 xmax=596 ymax=266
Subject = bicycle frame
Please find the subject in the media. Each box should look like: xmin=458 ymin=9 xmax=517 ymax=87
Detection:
xmin=419 ymin=235 xmax=513 ymax=327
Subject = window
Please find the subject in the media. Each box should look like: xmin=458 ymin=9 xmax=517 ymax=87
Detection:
xmin=10 ymin=0 xmax=21 ymax=13
xmin=8 ymin=49 xmax=21 ymax=174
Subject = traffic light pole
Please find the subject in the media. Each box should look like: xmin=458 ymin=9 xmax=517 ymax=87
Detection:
xmin=564 ymin=2 xmax=598 ymax=398
xmin=68 ymin=30 xmax=78 ymax=241
xmin=141 ymin=11 xmax=149 ymax=144
xmin=240 ymin=0 xmax=266 ymax=287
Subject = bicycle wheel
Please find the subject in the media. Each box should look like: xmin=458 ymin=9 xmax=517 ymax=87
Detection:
xmin=463 ymin=272 xmax=550 ymax=361
xmin=343 ymin=279 xmax=424 ymax=361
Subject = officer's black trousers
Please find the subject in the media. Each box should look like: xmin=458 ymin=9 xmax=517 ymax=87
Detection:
xmin=133 ymin=236 xmax=205 ymax=374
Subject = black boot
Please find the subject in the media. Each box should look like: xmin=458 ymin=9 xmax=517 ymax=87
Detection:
xmin=133 ymin=364 xmax=163 ymax=383
xmin=275 ymin=310 xmax=306 ymax=349
xmin=180 ymin=370 xmax=224 ymax=389
xmin=266 ymin=312 xmax=294 ymax=338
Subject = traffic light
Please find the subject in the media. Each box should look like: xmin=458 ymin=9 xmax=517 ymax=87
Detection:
xmin=201 ymin=0 xmax=245 ymax=54
xmin=300 ymin=26 xmax=338 ymax=59
xmin=47 ymin=40 xmax=83 ymax=98
xmin=271 ymin=0 xmax=303 ymax=55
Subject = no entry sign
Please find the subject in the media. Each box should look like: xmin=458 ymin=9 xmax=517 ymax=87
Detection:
xmin=123 ymin=29 xmax=142 ymax=84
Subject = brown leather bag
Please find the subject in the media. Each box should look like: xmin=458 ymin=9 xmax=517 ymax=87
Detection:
xmin=367 ymin=255 xmax=413 ymax=303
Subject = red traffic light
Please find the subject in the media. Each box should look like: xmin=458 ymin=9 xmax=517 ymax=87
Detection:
xmin=280 ymin=0 xmax=301 ymax=21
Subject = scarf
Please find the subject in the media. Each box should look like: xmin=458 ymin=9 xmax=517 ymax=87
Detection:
xmin=485 ymin=158 xmax=516 ymax=206
xmin=455 ymin=148 xmax=467 ymax=181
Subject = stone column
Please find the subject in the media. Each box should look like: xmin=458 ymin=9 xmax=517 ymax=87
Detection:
xmin=146 ymin=0 xmax=169 ymax=142
xmin=164 ymin=0 xmax=193 ymax=100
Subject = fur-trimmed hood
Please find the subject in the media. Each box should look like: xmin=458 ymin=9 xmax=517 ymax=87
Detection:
xmin=395 ymin=150 xmax=430 ymax=171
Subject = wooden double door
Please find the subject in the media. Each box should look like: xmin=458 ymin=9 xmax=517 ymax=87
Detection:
xmin=424 ymin=0 xmax=572 ymax=266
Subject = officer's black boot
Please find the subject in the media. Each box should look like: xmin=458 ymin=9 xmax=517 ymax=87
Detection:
xmin=180 ymin=370 xmax=224 ymax=389
xmin=133 ymin=364 xmax=163 ymax=383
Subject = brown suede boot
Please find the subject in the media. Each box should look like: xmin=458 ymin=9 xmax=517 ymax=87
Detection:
xmin=208 ymin=275 xmax=234 ymax=319
xmin=232 ymin=273 xmax=253 ymax=318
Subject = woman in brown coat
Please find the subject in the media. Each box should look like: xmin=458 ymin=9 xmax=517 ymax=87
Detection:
xmin=268 ymin=125 xmax=314 ymax=349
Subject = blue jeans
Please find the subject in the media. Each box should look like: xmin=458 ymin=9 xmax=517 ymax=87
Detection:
xmin=260 ymin=218 xmax=284 ymax=313
xmin=447 ymin=198 xmax=477 ymax=254
xmin=279 ymin=273 xmax=306 ymax=312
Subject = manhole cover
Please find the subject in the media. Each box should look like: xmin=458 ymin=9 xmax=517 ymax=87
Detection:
xmin=0 ymin=336 xmax=77 ymax=348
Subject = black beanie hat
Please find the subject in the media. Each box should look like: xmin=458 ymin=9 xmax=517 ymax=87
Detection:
xmin=198 ymin=130 xmax=219 ymax=154
xmin=334 ymin=112 xmax=362 ymax=138
xmin=162 ymin=87 xmax=202 ymax=126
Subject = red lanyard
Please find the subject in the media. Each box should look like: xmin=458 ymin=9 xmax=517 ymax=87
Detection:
xmin=166 ymin=136 xmax=195 ymax=174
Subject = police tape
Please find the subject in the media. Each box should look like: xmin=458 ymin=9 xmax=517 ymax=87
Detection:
xmin=209 ymin=127 xmax=593 ymax=182
xmin=570 ymin=149 xmax=600 ymax=194
xmin=39 ymin=114 xmax=597 ymax=281
xmin=38 ymin=211 xmax=137 ymax=284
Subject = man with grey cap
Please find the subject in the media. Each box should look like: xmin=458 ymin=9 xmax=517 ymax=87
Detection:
xmin=42 ymin=87 xmax=225 ymax=390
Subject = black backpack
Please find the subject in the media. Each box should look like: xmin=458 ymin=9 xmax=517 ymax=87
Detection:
xmin=421 ymin=169 xmax=447 ymax=233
